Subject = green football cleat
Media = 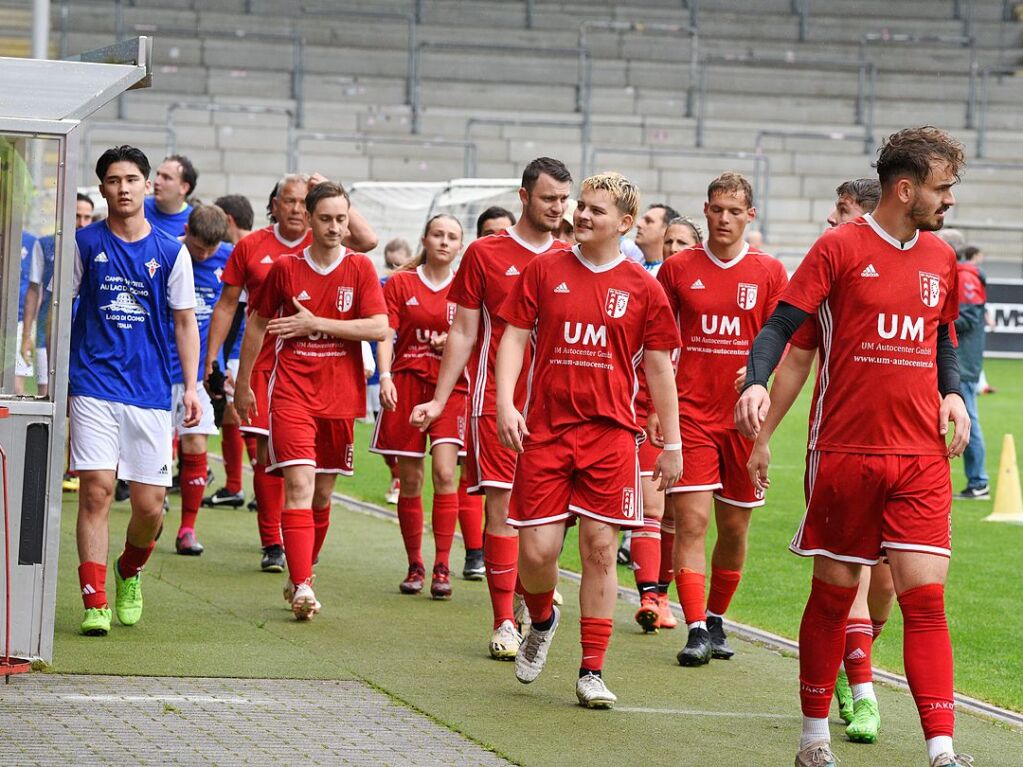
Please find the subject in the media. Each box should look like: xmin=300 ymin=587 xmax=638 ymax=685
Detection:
xmin=80 ymin=607 xmax=112 ymax=636
xmin=114 ymin=561 xmax=144 ymax=626
xmin=846 ymin=698 xmax=881 ymax=744
xmin=835 ymin=669 xmax=854 ymax=723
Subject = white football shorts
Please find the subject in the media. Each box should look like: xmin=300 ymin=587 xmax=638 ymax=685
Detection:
xmin=69 ymin=395 xmax=173 ymax=486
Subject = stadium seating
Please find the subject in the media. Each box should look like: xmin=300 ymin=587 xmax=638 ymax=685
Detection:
xmin=33 ymin=0 xmax=1023 ymax=266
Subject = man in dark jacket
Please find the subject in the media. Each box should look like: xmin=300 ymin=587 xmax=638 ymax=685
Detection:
xmin=954 ymin=245 xmax=989 ymax=499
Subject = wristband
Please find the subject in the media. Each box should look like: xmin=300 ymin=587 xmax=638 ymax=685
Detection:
xmin=379 ymin=372 xmax=392 ymax=379
xmin=662 ymin=442 xmax=682 ymax=451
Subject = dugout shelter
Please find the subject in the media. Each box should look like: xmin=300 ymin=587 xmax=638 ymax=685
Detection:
xmin=0 ymin=38 xmax=152 ymax=663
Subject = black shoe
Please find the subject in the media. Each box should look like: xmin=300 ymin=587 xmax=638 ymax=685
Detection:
xmin=206 ymin=468 xmax=215 ymax=485
xmin=175 ymin=530 xmax=205 ymax=556
xmin=462 ymin=548 xmax=485 ymax=581
xmin=261 ymin=544 xmax=285 ymax=572
xmin=114 ymin=479 xmax=131 ymax=502
xmin=202 ymin=487 xmax=246 ymax=508
xmin=707 ymin=616 xmax=735 ymax=660
xmin=954 ymin=485 xmax=990 ymax=500
xmin=247 ymin=498 xmax=259 ymax=512
xmin=677 ymin=627 xmax=712 ymax=667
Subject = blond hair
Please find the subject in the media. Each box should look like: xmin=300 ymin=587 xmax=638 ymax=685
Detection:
xmin=708 ymin=171 xmax=754 ymax=208
xmin=580 ymin=172 xmax=640 ymax=219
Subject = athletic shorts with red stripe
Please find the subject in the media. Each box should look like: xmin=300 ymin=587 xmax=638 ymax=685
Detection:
xmin=791 ymin=450 xmax=952 ymax=565
xmin=370 ymin=373 xmax=466 ymax=458
xmin=241 ymin=368 xmax=271 ymax=436
xmin=464 ymin=413 xmax=518 ymax=494
xmin=508 ymin=422 xmax=643 ymax=529
xmin=267 ymin=406 xmax=355 ymax=476
xmin=668 ymin=418 xmax=765 ymax=507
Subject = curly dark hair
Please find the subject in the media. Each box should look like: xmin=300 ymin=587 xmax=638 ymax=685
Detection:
xmin=874 ymin=127 xmax=965 ymax=188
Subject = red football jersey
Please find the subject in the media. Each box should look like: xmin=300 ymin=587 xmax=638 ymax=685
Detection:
xmin=384 ymin=266 xmax=465 ymax=392
xmin=255 ymin=248 xmax=386 ymax=419
xmin=957 ymin=261 xmax=986 ymax=306
xmin=448 ymin=228 xmax=565 ymax=416
xmin=657 ymin=243 xmax=788 ymax=430
xmin=781 ymin=215 xmax=959 ymax=456
xmin=222 ymin=224 xmax=312 ymax=372
xmin=499 ymin=246 xmax=680 ymax=443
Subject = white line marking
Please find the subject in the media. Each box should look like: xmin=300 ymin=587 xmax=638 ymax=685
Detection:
xmin=615 ymin=706 xmax=797 ymax=720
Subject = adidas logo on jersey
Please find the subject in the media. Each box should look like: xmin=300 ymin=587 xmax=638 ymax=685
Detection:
xmin=505 ymin=265 xmax=520 ymax=276
xmin=260 ymin=255 xmax=274 ymax=264
xmin=406 ymin=296 xmax=419 ymax=306
xmin=94 ymin=251 xmax=109 ymax=263
xmin=846 ymin=648 xmax=867 ymax=661
xmin=554 ymin=282 xmax=570 ymax=293
xmin=861 ymin=264 xmax=879 ymax=278
xmin=296 ymin=290 xmax=311 ymax=301
xmin=690 ymin=279 xmax=705 ymax=290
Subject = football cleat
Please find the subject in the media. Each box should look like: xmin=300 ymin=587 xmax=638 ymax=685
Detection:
xmin=291 ymin=581 xmax=321 ymax=621
xmin=114 ymin=479 xmax=130 ymax=502
xmin=62 ymin=474 xmax=80 ymax=493
xmin=114 ymin=562 xmax=143 ymax=626
xmin=515 ymin=606 xmax=560 ymax=683
xmin=462 ymin=548 xmax=485 ymax=581
xmin=247 ymin=498 xmax=258 ymax=512
xmin=283 ymin=573 xmax=315 ymax=604
xmin=954 ymin=485 xmax=990 ymax=500
xmin=930 ymin=754 xmax=974 ymax=767
xmin=794 ymin=740 xmax=836 ymax=767
xmin=430 ymin=563 xmax=452 ymax=600
xmin=202 ymin=487 xmax=245 ymax=508
xmin=707 ymin=615 xmax=735 ymax=660
xmin=552 ymin=587 xmax=564 ymax=606
xmin=835 ymin=669 xmax=854 ymax=723
xmin=576 ymin=673 xmax=617 ymax=709
xmin=677 ymin=626 xmax=712 ymax=667
xmin=634 ymin=593 xmax=660 ymax=634
xmin=175 ymin=530 xmax=204 ymax=556
xmin=656 ymin=593 xmax=678 ymax=629
xmin=385 ymin=478 xmax=400 ymax=505
xmin=399 ymin=563 xmax=425 ymax=595
xmin=260 ymin=544 xmax=285 ymax=573
xmin=513 ymin=592 xmax=531 ymax=639
xmin=489 ymin=619 xmax=522 ymax=661
xmin=846 ymin=698 xmax=881 ymax=744
xmin=80 ymin=607 xmax=112 ymax=636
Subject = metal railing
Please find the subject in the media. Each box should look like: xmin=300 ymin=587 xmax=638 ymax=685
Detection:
xmin=411 ymin=42 xmax=591 ymax=135
xmin=165 ymin=102 xmax=297 ymax=172
xmin=975 ymin=65 xmax=1021 ymax=158
xmin=80 ymin=121 xmax=165 ymax=185
xmin=859 ymin=32 xmax=977 ymax=128
xmin=578 ymin=19 xmax=699 ymax=126
xmin=695 ymin=53 xmax=876 ymax=149
xmin=791 ymin=0 xmax=809 ymax=42
xmin=293 ymin=131 xmax=478 ymax=180
xmin=464 ymin=117 xmax=587 ymax=178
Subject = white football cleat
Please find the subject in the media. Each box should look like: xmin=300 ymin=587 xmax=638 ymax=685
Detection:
xmin=515 ymin=606 xmax=560 ymax=683
xmin=575 ymin=673 xmax=617 ymax=709
xmin=489 ymin=619 xmax=522 ymax=660
xmin=291 ymin=581 xmax=321 ymax=621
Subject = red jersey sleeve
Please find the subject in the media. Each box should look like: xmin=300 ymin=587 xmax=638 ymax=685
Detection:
xmin=498 ymin=258 xmax=540 ymax=330
xmin=655 ymin=258 xmax=681 ymax=318
xmin=780 ymin=237 xmax=836 ymax=316
xmin=448 ymin=243 xmax=485 ymax=309
xmin=355 ymin=256 xmax=387 ymax=318
xmin=253 ymin=259 xmax=286 ymax=319
xmin=221 ymin=237 xmax=249 ymax=288
xmin=940 ymin=252 xmax=960 ymax=326
xmin=643 ymin=278 xmax=682 ymax=351
xmin=383 ymin=275 xmax=403 ymax=330
xmin=790 ymin=316 xmax=819 ymax=350
xmin=766 ymin=259 xmax=790 ymax=316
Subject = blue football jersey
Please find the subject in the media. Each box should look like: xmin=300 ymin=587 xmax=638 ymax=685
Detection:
xmin=18 ymin=232 xmax=40 ymax=321
xmin=168 ymin=241 xmax=231 ymax=383
xmin=36 ymin=235 xmax=57 ymax=347
xmin=144 ymin=196 xmax=192 ymax=238
xmin=71 ymin=220 xmax=196 ymax=409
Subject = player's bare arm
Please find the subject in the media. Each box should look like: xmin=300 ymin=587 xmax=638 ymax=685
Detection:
xmin=204 ymin=282 xmax=242 ymax=387
xmin=494 ymin=323 xmax=530 ymax=453
xmin=233 ymin=312 xmax=269 ymax=422
xmin=265 ymin=297 xmax=387 ymax=342
xmin=376 ymin=327 xmax=398 ymax=411
xmin=173 ymin=307 xmax=202 ymax=427
xmin=20 ymin=282 xmax=41 ymax=362
xmin=410 ymin=304 xmax=479 ymax=431
xmin=643 ymin=348 xmax=682 ymax=491
xmin=645 ymin=411 xmax=663 ymax=448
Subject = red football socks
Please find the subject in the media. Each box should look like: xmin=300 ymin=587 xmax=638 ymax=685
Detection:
xmin=707 ymin=567 xmax=742 ymax=616
xmin=252 ymin=461 xmax=284 ymax=547
xmin=178 ymin=452 xmax=207 ymax=533
xmin=485 ymin=534 xmax=518 ymax=627
xmin=457 ymin=473 xmax=483 ymax=550
xmin=221 ymin=424 xmax=244 ymax=494
xmin=396 ymin=495 xmax=424 ymax=567
xmin=312 ymin=504 xmax=331 ymax=563
xmin=843 ymin=617 xmax=875 ymax=685
xmin=281 ymin=508 xmax=314 ymax=585
xmin=675 ymin=568 xmax=707 ymax=624
xmin=798 ymin=577 xmax=858 ymax=717
xmin=631 ymin=519 xmax=661 ymax=594
xmin=431 ymin=492 xmax=458 ymax=569
xmin=580 ymin=617 xmax=614 ymax=674
xmin=899 ymin=583 xmax=955 ymax=739
xmin=872 ymin=618 xmax=887 ymax=639
xmin=657 ymin=518 xmax=675 ymax=591
xmin=118 ymin=541 xmax=155 ymax=580
xmin=522 ymin=588 xmax=555 ymax=625
xmin=78 ymin=562 xmax=107 ymax=609
xmin=243 ymin=435 xmax=259 ymax=464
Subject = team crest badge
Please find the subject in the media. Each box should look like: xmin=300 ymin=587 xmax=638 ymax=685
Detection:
xmin=621 ymin=487 xmax=636 ymax=519
xmin=145 ymin=258 xmax=160 ymax=278
xmin=737 ymin=282 xmax=758 ymax=310
xmin=446 ymin=301 xmax=457 ymax=325
xmin=605 ymin=288 xmax=630 ymax=319
xmin=337 ymin=286 xmax=354 ymax=312
xmin=919 ymin=272 xmax=941 ymax=308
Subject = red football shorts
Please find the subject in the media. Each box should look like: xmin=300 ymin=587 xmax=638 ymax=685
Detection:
xmin=508 ymin=422 xmax=642 ymax=529
xmin=464 ymin=414 xmax=518 ymax=494
xmin=370 ymin=373 xmax=465 ymax=458
xmin=240 ymin=368 xmax=272 ymax=436
xmin=267 ymin=406 xmax=354 ymax=476
xmin=668 ymin=418 xmax=764 ymax=507
xmin=790 ymin=450 xmax=952 ymax=564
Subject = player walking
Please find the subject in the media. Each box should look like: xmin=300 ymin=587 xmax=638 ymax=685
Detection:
xmin=657 ymin=172 xmax=788 ymax=666
xmin=410 ymin=158 xmax=572 ymax=660
xmin=235 ymin=181 xmax=387 ymax=619
xmin=371 ymin=214 xmax=466 ymax=599
xmin=496 ymin=172 xmax=681 ymax=708
xmin=736 ymin=127 xmax=971 ymax=767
